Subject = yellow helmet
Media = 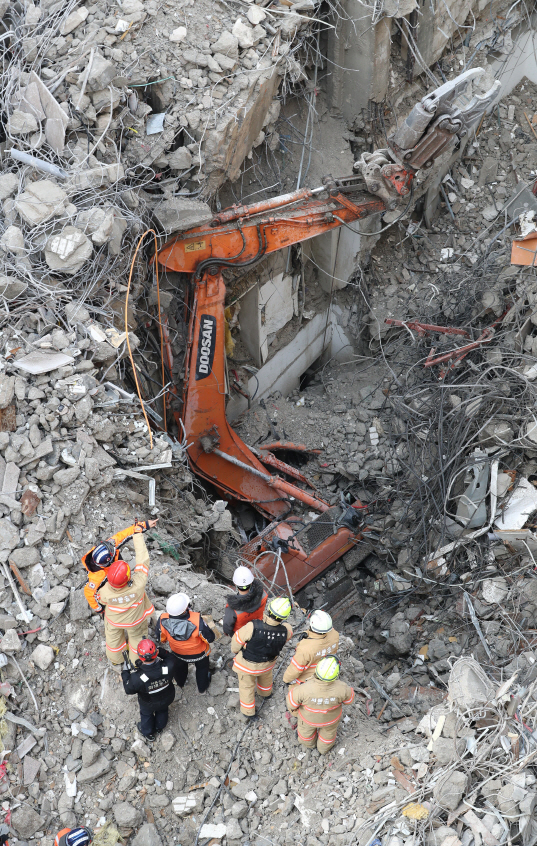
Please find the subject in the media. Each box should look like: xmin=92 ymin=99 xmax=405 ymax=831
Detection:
xmin=267 ymin=596 xmax=292 ymax=621
xmin=316 ymin=656 xmax=341 ymax=682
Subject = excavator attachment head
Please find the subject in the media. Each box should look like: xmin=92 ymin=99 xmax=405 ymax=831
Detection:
xmin=388 ymin=67 xmax=500 ymax=166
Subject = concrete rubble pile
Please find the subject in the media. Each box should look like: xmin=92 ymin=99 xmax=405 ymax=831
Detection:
xmin=356 ymin=656 xmax=537 ymax=846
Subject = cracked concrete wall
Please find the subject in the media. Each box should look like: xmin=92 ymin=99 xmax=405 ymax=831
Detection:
xmin=327 ymin=9 xmax=391 ymax=118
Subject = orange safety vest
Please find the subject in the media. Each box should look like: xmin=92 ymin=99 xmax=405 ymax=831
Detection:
xmin=160 ymin=610 xmax=210 ymax=657
xmin=55 ymin=829 xmax=71 ymax=846
xmin=233 ymin=592 xmax=268 ymax=631
xmin=81 ymin=524 xmax=138 ymax=611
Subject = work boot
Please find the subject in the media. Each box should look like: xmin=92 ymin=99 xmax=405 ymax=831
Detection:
xmin=110 ymin=663 xmax=123 ymax=675
xmin=137 ymin=722 xmax=155 ymax=742
xmin=200 ymin=672 xmax=212 ymax=696
xmin=240 ymin=712 xmax=258 ymax=723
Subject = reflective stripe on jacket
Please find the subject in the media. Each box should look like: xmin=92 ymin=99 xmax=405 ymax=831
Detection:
xmin=231 ymin=617 xmax=292 ymax=675
xmin=282 ymin=628 xmax=340 ymax=684
xmin=286 ymin=677 xmax=354 ymax=727
xmin=96 ymin=534 xmax=154 ymax=627
xmin=82 ymin=523 xmax=137 ymax=611
xmin=159 ymin=610 xmax=211 ymax=657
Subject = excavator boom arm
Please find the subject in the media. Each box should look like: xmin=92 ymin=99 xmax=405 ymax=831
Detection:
xmin=157 ymin=187 xmax=386 ymax=275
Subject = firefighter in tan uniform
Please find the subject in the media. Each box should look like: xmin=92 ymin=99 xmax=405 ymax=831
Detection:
xmin=286 ymin=656 xmax=354 ymax=754
xmin=283 ymin=610 xmax=339 ymax=684
xmin=81 ymin=519 xmax=157 ymax=613
xmin=231 ymin=597 xmax=293 ymax=718
xmin=95 ymin=528 xmax=154 ymax=671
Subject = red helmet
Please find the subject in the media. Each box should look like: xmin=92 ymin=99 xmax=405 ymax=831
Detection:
xmin=107 ymin=560 xmax=131 ymax=589
xmin=137 ymin=639 xmax=158 ymax=663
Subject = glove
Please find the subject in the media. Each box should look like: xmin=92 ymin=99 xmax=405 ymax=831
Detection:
xmin=134 ymin=520 xmax=149 ymax=534
xmin=95 ymin=607 xmax=104 ymax=617
xmin=122 ymin=650 xmax=132 ymax=672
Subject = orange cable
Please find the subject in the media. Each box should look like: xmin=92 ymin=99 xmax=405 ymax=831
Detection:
xmin=126 ymin=229 xmax=167 ymax=449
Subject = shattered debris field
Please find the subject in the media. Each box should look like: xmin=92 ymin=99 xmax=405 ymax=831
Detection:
xmin=4 ymin=0 xmax=537 ymax=842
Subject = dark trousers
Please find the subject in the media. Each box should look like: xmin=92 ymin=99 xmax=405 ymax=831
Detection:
xmin=139 ymin=706 xmax=169 ymax=737
xmin=175 ymin=655 xmax=211 ymax=693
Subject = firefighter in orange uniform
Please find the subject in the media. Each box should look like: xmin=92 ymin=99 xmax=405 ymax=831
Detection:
xmin=156 ymin=593 xmax=215 ymax=693
xmin=54 ymin=827 xmax=92 ymax=846
xmin=286 ymin=656 xmax=354 ymax=754
xmin=223 ymin=566 xmax=268 ymax=636
xmin=95 ymin=526 xmax=154 ymax=671
xmin=81 ymin=519 xmax=157 ymax=613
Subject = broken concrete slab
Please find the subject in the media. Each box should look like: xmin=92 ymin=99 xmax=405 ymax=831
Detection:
xmin=45 ymin=226 xmax=93 ymax=275
xmin=60 ymin=5 xmax=89 ymax=34
xmin=8 ymin=110 xmax=39 ymax=135
xmin=15 ymin=179 xmax=67 ymax=226
xmin=152 ymin=197 xmax=212 ymax=234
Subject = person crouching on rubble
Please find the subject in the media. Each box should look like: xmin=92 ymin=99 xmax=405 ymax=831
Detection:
xmin=223 ymin=566 xmax=268 ymax=636
xmin=286 ymin=656 xmax=354 ymax=754
xmin=95 ymin=524 xmax=154 ymax=672
xmin=155 ymin=593 xmax=215 ymax=694
xmin=81 ymin=519 xmax=158 ymax=614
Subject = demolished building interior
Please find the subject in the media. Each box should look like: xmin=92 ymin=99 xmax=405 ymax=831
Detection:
xmin=2 ymin=0 xmax=537 ymax=842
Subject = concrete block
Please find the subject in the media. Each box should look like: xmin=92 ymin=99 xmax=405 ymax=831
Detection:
xmin=2 ymin=461 xmax=20 ymax=495
xmin=0 ymin=628 xmax=22 ymax=652
xmin=153 ymin=197 xmax=212 ymax=234
xmin=8 ymin=110 xmax=38 ymax=135
xmin=31 ymin=644 xmax=55 ymax=669
xmin=45 ymin=226 xmax=92 ymax=275
xmin=15 ymin=180 xmax=67 ymax=226
xmin=60 ymin=5 xmax=89 ymax=34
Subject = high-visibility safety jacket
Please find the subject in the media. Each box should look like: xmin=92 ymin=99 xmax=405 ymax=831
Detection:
xmin=82 ymin=523 xmax=138 ymax=611
xmin=286 ymin=676 xmax=354 ymax=726
xmin=231 ymin=616 xmax=292 ymax=675
xmin=283 ymin=628 xmax=340 ymax=684
xmin=55 ymin=829 xmax=71 ymax=846
xmin=157 ymin=610 xmax=215 ymax=659
xmin=222 ymin=579 xmax=268 ymax=636
xmin=95 ymin=534 xmax=154 ymax=628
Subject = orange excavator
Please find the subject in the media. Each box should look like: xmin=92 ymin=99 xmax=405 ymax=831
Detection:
xmin=156 ymin=69 xmax=499 ymax=596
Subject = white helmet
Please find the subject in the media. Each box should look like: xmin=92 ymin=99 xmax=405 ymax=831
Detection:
xmin=233 ymin=566 xmax=254 ymax=589
xmin=310 ymin=610 xmax=333 ymax=634
xmin=167 ymin=593 xmax=190 ymax=616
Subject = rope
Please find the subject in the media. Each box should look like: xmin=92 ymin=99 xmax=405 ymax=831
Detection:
xmin=125 ymin=230 xmax=166 ymax=448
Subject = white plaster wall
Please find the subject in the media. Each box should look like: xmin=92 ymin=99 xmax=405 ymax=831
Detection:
xmin=227 ymin=311 xmax=333 ymax=420
xmin=489 ymin=26 xmax=537 ymax=96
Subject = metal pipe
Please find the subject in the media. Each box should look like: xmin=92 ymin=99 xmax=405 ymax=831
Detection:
xmin=212 ymin=448 xmax=329 ymax=512
xmin=10 ymin=149 xmax=68 ymax=180
xmin=211 ymin=186 xmax=324 ymax=226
